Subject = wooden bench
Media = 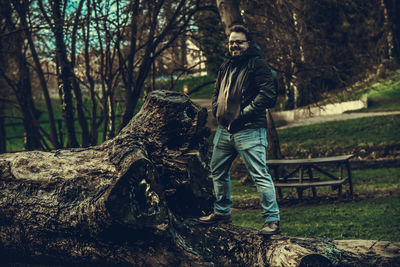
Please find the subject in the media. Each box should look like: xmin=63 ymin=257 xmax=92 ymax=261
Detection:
xmin=266 ymin=154 xmax=354 ymax=199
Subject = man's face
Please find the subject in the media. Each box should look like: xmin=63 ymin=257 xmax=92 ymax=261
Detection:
xmin=229 ymin=32 xmax=249 ymax=57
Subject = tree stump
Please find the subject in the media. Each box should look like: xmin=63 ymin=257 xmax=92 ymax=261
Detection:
xmin=0 ymin=90 xmax=399 ymax=266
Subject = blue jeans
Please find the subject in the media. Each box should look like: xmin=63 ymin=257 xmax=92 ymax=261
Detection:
xmin=210 ymin=126 xmax=280 ymax=222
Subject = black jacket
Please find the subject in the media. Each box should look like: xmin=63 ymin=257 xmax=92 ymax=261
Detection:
xmin=212 ymin=45 xmax=277 ymax=133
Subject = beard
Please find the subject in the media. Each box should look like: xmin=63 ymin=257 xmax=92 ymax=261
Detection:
xmin=229 ymin=47 xmax=243 ymax=57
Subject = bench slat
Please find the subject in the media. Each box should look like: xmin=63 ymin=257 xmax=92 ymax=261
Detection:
xmin=267 ymin=154 xmax=354 ymax=166
xmin=275 ymin=179 xmax=347 ymax=188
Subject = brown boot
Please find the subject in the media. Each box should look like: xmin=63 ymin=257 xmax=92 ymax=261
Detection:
xmin=259 ymin=221 xmax=280 ymax=235
xmin=197 ymin=213 xmax=232 ymax=224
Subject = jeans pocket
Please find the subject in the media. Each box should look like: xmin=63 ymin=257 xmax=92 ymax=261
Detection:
xmin=235 ymin=128 xmax=267 ymax=150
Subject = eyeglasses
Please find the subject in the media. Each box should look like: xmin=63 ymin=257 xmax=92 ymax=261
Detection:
xmin=229 ymin=40 xmax=248 ymax=45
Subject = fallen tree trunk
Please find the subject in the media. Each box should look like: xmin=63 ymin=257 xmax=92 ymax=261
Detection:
xmin=0 ymin=90 xmax=399 ymax=266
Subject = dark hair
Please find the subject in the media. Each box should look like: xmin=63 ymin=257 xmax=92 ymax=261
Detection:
xmin=229 ymin=24 xmax=252 ymax=42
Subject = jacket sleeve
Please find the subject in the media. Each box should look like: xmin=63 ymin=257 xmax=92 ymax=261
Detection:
xmin=241 ymin=59 xmax=277 ymax=119
xmin=211 ymin=69 xmax=223 ymax=118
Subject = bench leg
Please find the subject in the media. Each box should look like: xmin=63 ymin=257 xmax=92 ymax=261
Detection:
xmin=296 ymin=188 xmax=303 ymax=199
xmin=277 ymin=187 xmax=283 ymax=199
xmin=311 ymin=187 xmax=317 ymax=198
xmin=297 ymin=167 xmax=304 ymax=199
xmin=307 ymin=167 xmax=317 ymax=198
xmin=346 ymin=162 xmax=354 ymax=196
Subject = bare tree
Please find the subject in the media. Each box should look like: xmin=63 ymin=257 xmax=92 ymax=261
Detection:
xmin=38 ymin=0 xmax=79 ymax=148
xmin=10 ymin=0 xmax=60 ymax=149
xmin=0 ymin=78 xmax=6 ymax=154
xmin=116 ymin=0 xmax=213 ymax=133
xmin=0 ymin=0 xmax=222 ymax=151
xmin=0 ymin=0 xmax=43 ymax=151
xmin=91 ymin=0 xmax=126 ymax=140
xmin=383 ymin=0 xmax=400 ymax=64
xmin=81 ymin=0 xmax=98 ymax=145
xmin=243 ymin=0 xmax=394 ymax=108
xmin=69 ymin=0 xmax=90 ymax=147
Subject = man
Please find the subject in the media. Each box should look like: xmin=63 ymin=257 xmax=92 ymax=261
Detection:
xmin=198 ymin=25 xmax=280 ymax=235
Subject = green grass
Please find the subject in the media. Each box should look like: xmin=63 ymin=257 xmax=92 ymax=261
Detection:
xmin=231 ymin=168 xmax=400 ymax=241
xmin=364 ymin=78 xmax=400 ymax=111
xmin=157 ymin=74 xmax=215 ymax=99
xmin=323 ymin=69 xmax=400 ymax=109
xmin=353 ymin=168 xmax=400 ymax=193
xmin=231 ymin=179 xmax=258 ymax=202
xmin=185 ymin=75 xmax=215 ymax=99
xmin=347 ymin=76 xmax=400 ymax=112
xmin=272 ymin=68 xmax=400 ymax=112
xmin=232 ymin=196 xmax=400 ymax=241
xmin=277 ymin=115 xmax=400 ymax=152
xmin=230 ymin=110 xmax=400 ymax=242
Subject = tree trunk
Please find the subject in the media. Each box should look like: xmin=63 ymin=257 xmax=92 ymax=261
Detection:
xmin=82 ymin=3 xmax=98 ymax=146
xmin=1 ymin=0 xmax=42 ymax=151
xmin=107 ymin=90 xmax=115 ymax=139
xmin=71 ymin=77 xmax=90 ymax=146
xmin=17 ymin=42 xmax=42 ymax=151
xmin=0 ymin=99 xmax=5 ymax=153
xmin=0 ymin=90 xmax=399 ymax=266
xmin=266 ymin=110 xmax=282 ymax=160
xmin=12 ymin=0 xmax=60 ymax=149
xmin=51 ymin=0 xmax=79 ymax=148
xmin=216 ymin=0 xmax=243 ymax=33
xmin=70 ymin=0 xmax=90 ymax=147
xmin=116 ymin=0 xmax=141 ymax=133
xmin=384 ymin=0 xmax=400 ymax=64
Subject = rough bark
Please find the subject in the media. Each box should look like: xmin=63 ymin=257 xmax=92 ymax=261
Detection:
xmin=216 ymin=0 xmax=243 ymax=35
xmin=0 ymin=91 xmax=399 ymax=266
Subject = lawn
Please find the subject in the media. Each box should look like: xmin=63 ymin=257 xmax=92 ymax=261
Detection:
xmin=158 ymin=74 xmax=216 ymax=99
xmin=365 ymin=78 xmax=400 ymax=111
xmin=317 ymin=69 xmax=400 ymax=112
xmin=232 ymin=196 xmax=400 ymax=241
xmin=348 ymin=69 xmax=400 ymax=112
xmin=230 ymin=168 xmax=400 ymax=241
xmin=277 ymin=115 xmax=400 ymax=153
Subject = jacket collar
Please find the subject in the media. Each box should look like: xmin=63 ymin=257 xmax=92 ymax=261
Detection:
xmin=228 ymin=44 xmax=261 ymax=64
